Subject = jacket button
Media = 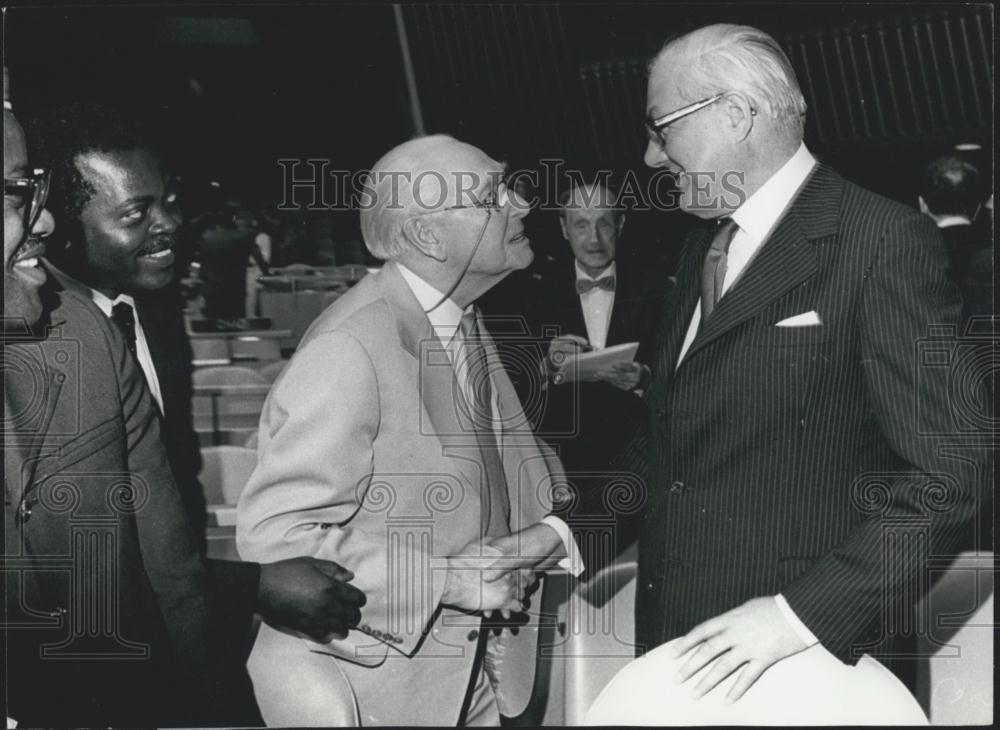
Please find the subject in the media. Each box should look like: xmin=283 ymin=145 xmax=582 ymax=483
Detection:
xmin=467 ymin=630 xmax=479 ymax=641
xmin=669 ymin=480 xmax=685 ymax=494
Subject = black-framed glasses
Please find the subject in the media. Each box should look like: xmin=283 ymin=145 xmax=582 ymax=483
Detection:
xmin=5 ymin=167 xmax=51 ymax=231
xmin=645 ymin=92 xmax=756 ymax=149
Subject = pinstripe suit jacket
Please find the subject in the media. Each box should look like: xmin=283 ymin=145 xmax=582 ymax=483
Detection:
xmin=634 ymin=164 xmax=988 ymax=666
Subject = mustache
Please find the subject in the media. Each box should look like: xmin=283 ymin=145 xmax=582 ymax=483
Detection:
xmin=139 ymin=235 xmax=177 ymax=256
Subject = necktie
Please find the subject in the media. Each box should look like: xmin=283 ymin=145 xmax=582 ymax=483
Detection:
xmin=575 ymin=275 xmax=616 ymax=294
xmin=456 ymin=308 xmax=510 ymax=538
xmin=111 ymin=301 xmax=138 ymax=358
xmin=700 ymin=218 xmax=739 ymax=321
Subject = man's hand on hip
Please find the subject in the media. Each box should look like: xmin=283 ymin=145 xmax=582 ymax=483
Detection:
xmin=668 ymin=596 xmax=809 ymax=703
xmin=257 ymin=557 xmax=367 ymax=643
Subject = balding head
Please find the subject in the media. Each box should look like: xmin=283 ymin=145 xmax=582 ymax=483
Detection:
xmin=359 ymin=134 xmax=532 ymax=306
xmin=361 ymin=134 xmax=501 ymax=260
xmin=650 ymin=24 xmax=806 ymax=138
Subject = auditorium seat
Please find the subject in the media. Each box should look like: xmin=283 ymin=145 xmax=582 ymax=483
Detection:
xmin=532 ymin=545 xmax=638 ymax=725
xmin=914 ymin=551 xmax=994 ymax=724
xmin=257 ymin=360 xmax=288 ymax=384
xmin=194 ymin=365 xmax=269 ymax=388
xmin=200 ymin=445 xmax=258 ymax=505
xmin=192 ymin=366 xmax=271 ymax=442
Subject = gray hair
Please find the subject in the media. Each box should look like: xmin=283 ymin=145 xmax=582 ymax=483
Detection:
xmin=359 ymin=134 xmax=457 ymax=260
xmin=650 ymin=24 xmax=807 ymax=136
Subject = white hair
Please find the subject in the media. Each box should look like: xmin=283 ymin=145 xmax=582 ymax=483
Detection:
xmin=651 ymin=24 xmax=807 ymax=136
xmin=359 ymin=134 xmax=458 ymax=260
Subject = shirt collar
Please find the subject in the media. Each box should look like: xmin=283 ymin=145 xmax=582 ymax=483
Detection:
xmin=89 ymin=288 xmax=136 ymax=318
xmin=397 ymin=263 xmax=469 ymax=346
xmin=574 ymin=260 xmax=616 ymax=282
xmin=935 ymin=214 xmax=972 ymax=229
xmin=731 ymin=142 xmax=817 ymax=243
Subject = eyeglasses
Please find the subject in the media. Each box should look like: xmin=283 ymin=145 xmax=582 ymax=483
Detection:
xmin=645 ymin=92 xmax=756 ymax=149
xmin=5 ymin=167 xmax=51 ymax=232
xmin=414 ymin=174 xmax=510 ymax=217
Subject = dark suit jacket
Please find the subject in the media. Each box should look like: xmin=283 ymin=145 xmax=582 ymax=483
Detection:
xmin=939 ymin=221 xmax=992 ymax=330
xmin=492 ymin=257 xmax=666 ymax=558
xmin=2 ymin=272 xmax=262 ymax=727
xmin=134 ymin=288 xmax=262 ymax=659
xmin=134 ymin=288 xmax=206 ymax=541
xmin=633 ymin=165 xmax=988 ymax=670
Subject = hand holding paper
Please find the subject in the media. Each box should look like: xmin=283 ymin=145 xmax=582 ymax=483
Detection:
xmin=553 ymin=341 xmax=640 ymax=384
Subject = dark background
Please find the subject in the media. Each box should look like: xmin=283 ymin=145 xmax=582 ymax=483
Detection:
xmin=4 ymin=2 xmax=993 ymax=272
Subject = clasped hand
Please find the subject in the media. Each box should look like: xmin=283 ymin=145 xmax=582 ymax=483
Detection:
xmin=442 ymin=524 xmax=564 ymax=618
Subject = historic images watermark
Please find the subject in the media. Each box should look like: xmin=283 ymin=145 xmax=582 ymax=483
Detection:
xmin=274 ymin=157 xmax=749 ymax=215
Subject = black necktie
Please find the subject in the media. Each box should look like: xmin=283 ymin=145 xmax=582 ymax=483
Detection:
xmin=111 ymin=301 xmax=138 ymax=359
xmin=575 ymin=275 xmax=616 ymax=294
xmin=701 ymin=218 xmax=739 ymax=321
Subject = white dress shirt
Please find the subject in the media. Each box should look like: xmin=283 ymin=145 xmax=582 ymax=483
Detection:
xmin=90 ymin=289 xmax=165 ymax=415
xmin=671 ymin=145 xmax=821 ymax=648
xmin=398 ymin=264 xmax=584 ymax=576
xmin=575 ymin=260 xmax=616 ymax=349
xmin=676 ymin=143 xmax=818 ymax=367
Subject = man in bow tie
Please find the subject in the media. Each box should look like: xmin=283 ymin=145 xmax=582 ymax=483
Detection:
xmin=630 ymin=22 xmax=989 ymax=708
xmin=511 ymin=181 xmax=664 ymax=558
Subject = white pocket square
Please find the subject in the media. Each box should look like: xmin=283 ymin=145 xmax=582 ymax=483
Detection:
xmin=775 ymin=311 xmax=822 ymax=327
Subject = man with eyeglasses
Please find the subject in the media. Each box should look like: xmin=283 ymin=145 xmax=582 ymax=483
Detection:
xmin=237 ymin=134 xmax=584 ymax=726
xmin=627 ymin=23 xmax=987 ymax=712
xmin=3 ymin=69 xmax=54 ymax=332
xmin=3 ymin=68 xmax=268 ymax=727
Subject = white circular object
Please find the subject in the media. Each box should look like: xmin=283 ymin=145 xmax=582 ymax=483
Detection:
xmin=584 ymin=639 xmax=927 ymax=725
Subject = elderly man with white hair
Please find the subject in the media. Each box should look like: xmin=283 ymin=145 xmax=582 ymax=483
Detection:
xmin=628 ymin=22 xmax=986 ymax=712
xmin=237 ymin=134 xmax=582 ymax=726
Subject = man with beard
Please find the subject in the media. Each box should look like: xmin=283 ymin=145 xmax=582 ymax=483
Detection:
xmin=6 ymin=99 xmax=367 ymax=725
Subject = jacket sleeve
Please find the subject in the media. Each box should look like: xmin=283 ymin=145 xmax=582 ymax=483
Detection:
xmin=114 ymin=320 xmax=262 ymax=725
xmin=236 ymin=331 xmax=448 ymax=663
xmin=782 ymin=210 xmax=988 ymax=663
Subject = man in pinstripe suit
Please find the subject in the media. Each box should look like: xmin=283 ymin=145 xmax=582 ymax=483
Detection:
xmin=633 ymin=23 xmax=987 ymax=704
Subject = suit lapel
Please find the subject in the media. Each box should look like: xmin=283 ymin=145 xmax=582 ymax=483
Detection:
xmin=678 ymin=164 xmax=840 ymax=366
xmin=657 ymin=229 xmax=712 ymax=379
xmin=3 ymin=338 xmax=65 ymax=509
xmin=375 ymin=264 xmax=484 ymax=493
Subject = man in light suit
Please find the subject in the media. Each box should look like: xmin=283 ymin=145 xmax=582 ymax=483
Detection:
xmin=632 ymin=23 xmax=988 ymax=705
xmin=237 ymin=134 xmax=583 ymax=726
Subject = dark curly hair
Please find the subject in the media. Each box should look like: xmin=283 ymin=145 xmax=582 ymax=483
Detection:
xmin=25 ymin=102 xmax=152 ymax=261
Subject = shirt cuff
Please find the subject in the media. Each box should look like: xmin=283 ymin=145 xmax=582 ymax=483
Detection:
xmin=774 ymin=593 xmax=819 ymax=647
xmin=541 ymin=515 xmax=585 ymax=576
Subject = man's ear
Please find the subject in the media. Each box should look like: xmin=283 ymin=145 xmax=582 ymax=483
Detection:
xmin=559 ymin=214 xmax=569 ymax=242
xmin=616 ymin=212 xmax=626 ymax=237
xmin=401 ymin=216 xmax=447 ymax=262
xmin=917 ymin=196 xmax=930 ymax=215
xmin=724 ymin=92 xmax=755 ymax=142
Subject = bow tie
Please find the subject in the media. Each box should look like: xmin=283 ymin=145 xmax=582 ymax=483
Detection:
xmin=576 ymin=275 xmax=616 ymax=294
